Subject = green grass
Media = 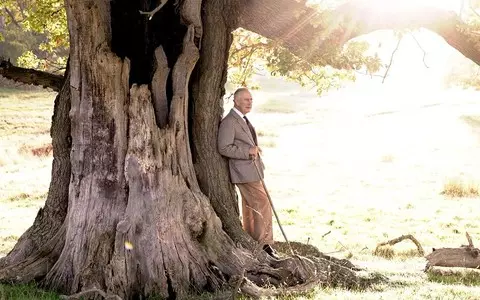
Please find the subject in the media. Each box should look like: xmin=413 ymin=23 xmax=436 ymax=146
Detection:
xmin=427 ymin=269 xmax=480 ymax=286
xmin=0 ymin=89 xmax=54 ymax=260
xmin=0 ymin=88 xmax=55 ymax=138
xmin=7 ymin=192 xmax=48 ymax=202
xmin=0 ymin=283 xmax=60 ymax=300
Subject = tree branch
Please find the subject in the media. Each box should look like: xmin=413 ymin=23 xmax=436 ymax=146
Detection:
xmin=382 ymin=36 xmax=402 ymax=83
xmin=0 ymin=60 xmax=64 ymax=91
xmin=139 ymin=0 xmax=169 ymax=20
xmin=375 ymin=234 xmax=425 ymax=256
xmin=410 ymin=32 xmax=430 ymax=68
xmin=470 ymin=5 xmax=480 ymax=19
xmin=230 ymin=42 xmax=268 ymax=58
xmin=238 ymin=0 xmax=480 ymax=67
xmin=4 ymin=8 xmax=22 ymax=28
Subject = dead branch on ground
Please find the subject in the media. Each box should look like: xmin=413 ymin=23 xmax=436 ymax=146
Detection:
xmin=375 ymin=234 xmax=425 ymax=256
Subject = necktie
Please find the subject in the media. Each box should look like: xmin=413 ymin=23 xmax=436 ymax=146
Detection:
xmin=243 ymin=116 xmax=258 ymax=146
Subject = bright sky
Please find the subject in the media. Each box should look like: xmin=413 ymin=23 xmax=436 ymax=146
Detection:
xmin=308 ymin=0 xmax=463 ymax=11
xmin=351 ymin=29 xmax=463 ymax=92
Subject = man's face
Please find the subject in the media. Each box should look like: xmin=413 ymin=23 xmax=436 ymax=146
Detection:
xmin=234 ymin=90 xmax=253 ymax=115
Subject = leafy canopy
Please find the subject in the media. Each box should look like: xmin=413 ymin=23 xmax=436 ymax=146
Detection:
xmin=228 ymin=28 xmax=382 ymax=95
xmin=0 ymin=0 xmax=68 ymax=72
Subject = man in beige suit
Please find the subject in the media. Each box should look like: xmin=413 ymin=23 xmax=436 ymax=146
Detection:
xmin=218 ymin=87 xmax=278 ymax=259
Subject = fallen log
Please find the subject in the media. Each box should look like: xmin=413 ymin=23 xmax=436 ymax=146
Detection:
xmin=425 ymin=232 xmax=480 ymax=270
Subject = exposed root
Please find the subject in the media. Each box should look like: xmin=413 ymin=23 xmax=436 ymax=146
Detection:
xmin=275 ymin=241 xmax=360 ymax=270
xmin=238 ymin=278 xmax=322 ymax=298
xmin=231 ymin=268 xmax=245 ymax=299
xmin=59 ymin=288 xmax=122 ymax=300
xmin=0 ymin=225 xmax=65 ymax=284
xmin=238 ymin=268 xmax=386 ymax=298
xmin=233 ymin=242 xmax=387 ymax=298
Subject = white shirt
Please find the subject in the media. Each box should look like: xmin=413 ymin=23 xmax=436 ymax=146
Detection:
xmin=232 ymin=107 xmax=246 ymax=122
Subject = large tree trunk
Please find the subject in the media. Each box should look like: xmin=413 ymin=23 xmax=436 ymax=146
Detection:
xmin=190 ymin=0 xmax=254 ymax=249
xmin=33 ymin=0 xmax=246 ymax=297
xmin=0 ymin=0 xmax=319 ymax=298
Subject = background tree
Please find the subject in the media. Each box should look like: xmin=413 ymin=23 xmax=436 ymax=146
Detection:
xmin=0 ymin=0 xmax=479 ymax=298
xmin=445 ymin=0 xmax=480 ymax=89
xmin=0 ymin=0 xmax=67 ymax=73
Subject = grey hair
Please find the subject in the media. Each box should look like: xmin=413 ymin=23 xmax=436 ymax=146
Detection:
xmin=233 ymin=87 xmax=250 ymax=101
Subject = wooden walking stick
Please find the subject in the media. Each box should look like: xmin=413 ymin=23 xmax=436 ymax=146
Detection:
xmin=252 ymin=157 xmax=294 ymax=256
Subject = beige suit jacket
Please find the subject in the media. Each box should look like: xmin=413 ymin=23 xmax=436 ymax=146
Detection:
xmin=218 ymin=109 xmax=265 ymax=183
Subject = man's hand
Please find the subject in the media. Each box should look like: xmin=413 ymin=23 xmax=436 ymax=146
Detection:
xmin=248 ymin=146 xmax=260 ymax=159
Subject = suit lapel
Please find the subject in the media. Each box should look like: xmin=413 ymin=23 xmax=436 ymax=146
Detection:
xmin=229 ymin=109 xmax=256 ymax=145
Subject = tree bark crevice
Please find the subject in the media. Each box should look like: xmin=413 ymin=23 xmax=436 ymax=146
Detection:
xmin=151 ymin=47 xmax=170 ymax=128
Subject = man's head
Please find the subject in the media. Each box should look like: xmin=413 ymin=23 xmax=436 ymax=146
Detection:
xmin=233 ymin=87 xmax=253 ymax=115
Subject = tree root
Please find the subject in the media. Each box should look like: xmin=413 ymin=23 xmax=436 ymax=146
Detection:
xmin=237 ymin=256 xmax=386 ymax=298
xmin=59 ymin=288 xmax=122 ymax=300
xmin=1 ymin=234 xmax=385 ymax=299
xmin=0 ymin=225 xmax=65 ymax=284
xmin=232 ymin=241 xmax=387 ymax=298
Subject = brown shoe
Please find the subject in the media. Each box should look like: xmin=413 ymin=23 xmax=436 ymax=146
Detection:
xmin=263 ymin=244 xmax=280 ymax=259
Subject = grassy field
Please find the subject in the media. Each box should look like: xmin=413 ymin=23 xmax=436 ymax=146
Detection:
xmin=1 ymin=80 xmax=480 ymax=299
xmin=0 ymin=88 xmax=55 ymax=257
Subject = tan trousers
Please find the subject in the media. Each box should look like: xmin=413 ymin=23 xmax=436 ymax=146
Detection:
xmin=237 ymin=181 xmax=273 ymax=245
